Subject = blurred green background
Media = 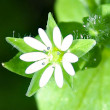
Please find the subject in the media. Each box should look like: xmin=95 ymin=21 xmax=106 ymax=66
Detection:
xmin=0 ymin=0 xmax=55 ymax=109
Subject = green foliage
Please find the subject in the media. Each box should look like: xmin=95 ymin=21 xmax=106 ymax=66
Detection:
xmin=3 ymin=0 xmax=110 ymax=109
xmin=54 ymin=0 xmax=89 ymax=23
xmin=35 ymin=1 xmax=110 ymax=110
xmin=26 ymin=65 xmax=50 ymax=97
xmin=6 ymin=37 xmax=36 ymax=53
xmin=69 ymin=39 xmax=96 ymax=58
xmin=4 ymin=12 xmax=96 ymax=97
xmin=2 ymin=52 xmax=33 ymax=78
xmin=36 ymin=48 xmax=110 ymax=110
xmin=46 ymin=13 xmax=58 ymax=45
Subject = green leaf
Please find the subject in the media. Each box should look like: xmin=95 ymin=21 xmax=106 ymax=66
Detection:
xmin=6 ymin=37 xmax=36 ymax=53
xmin=101 ymin=4 xmax=110 ymax=16
xmin=26 ymin=64 xmax=50 ymax=97
xmin=36 ymin=48 xmax=110 ymax=110
xmin=2 ymin=52 xmax=33 ymax=78
xmin=54 ymin=0 xmax=89 ymax=23
xmin=69 ymin=39 xmax=96 ymax=58
xmin=79 ymin=46 xmax=101 ymax=69
xmin=46 ymin=13 xmax=57 ymax=45
xmin=58 ymin=22 xmax=87 ymax=39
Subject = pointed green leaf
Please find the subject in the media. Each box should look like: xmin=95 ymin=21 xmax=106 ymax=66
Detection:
xmin=2 ymin=52 xmax=33 ymax=78
xmin=36 ymin=48 xmax=110 ymax=110
xmin=46 ymin=12 xmax=57 ymax=44
xmin=69 ymin=39 xmax=96 ymax=58
xmin=6 ymin=37 xmax=36 ymax=53
xmin=26 ymin=64 xmax=50 ymax=97
xmin=78 ymin=46 xmax=101 ymax=69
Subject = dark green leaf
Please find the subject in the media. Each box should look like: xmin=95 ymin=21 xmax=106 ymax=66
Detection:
xmin=58 ymin=22 xmax=87 ymax=39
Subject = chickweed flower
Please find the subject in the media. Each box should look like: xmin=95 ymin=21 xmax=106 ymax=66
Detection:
xmin=20 ymin=26 xmax=78 ymax=88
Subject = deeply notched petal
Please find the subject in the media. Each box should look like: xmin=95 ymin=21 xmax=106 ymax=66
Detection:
xmin=39 ymin=65 xmax=54 ymax=87
xmin=24 ymin=37 xmax=47 ymax=51
xmin=53 ymin=27 xmax=62 ymax=49
xmin=54 ymin=64 xmax=63 ymax=88
xmin=25 ymin=59 xmax=48 ymax=74
xmin=62 ymin=60 xmax=75 ymax=76
xmin=63 ymin=53 xmax=78 ymax=63
xmin=20 ymin=52 xmax=47 ymax=62
xmin=38 ymin=28 xmax=52 ymax=48
xmin=61 ymin=34 xmax=73 ymax=51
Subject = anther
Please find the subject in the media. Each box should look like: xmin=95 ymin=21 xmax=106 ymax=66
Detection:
xmin=43 ymin=50 xmax=46 ymax=53
xmin=42 ymin=62 xmax=45 ymax=65
xmin=47 ymin=47 xmax=50 ymax=50
xmin=57 ymin=51 xmax=61 ymax=55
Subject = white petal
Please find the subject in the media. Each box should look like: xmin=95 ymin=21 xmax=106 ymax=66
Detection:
xmin=24 ymin=37 xmax=47 ymax=51
xmin=54 ymin=64 xmax=63 ymax=88
xmin=25 ymin=59 xmax=48 ymax=74
xmin=39 ymin=65 xmax=54 ymax=87
xmin=62 ymin=60 xmax=75 ymax=76
xmin=38 ymin=28 xmax=52 ymax=48
xmin=63 ymin=53 xmax=78 ymax=63
xmin=61 ymin=34 xmax=73 ymax=51
xmin=20 ymin=52 xmax=47 ymax=62
xmin=53 ymin=26 xmax=62 ymax=49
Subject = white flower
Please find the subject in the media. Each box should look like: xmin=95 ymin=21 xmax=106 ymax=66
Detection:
xmin=20 ymin=27 xmax=78 ymax=88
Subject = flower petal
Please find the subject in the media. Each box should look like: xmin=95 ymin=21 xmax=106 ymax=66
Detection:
xmin=63 ymin=53 xmax=78 ymax=63
xmin=20 ymin=52 xmax=47 ymax=62
xmin=39 ymin=65 xmax=54 ymax=87
xmin=53 ymin=26 xmax=62 ymax=49
xmin=25 ymin=59 xmax=48 ymax=74
xmin=38 ymin=28 xmax=52 ymax=48
xmin=24 ymin=37 xmax=47 ymax=51
xmin=54 ymin=64 xmax=63 ymax=88
xmin=61 ymin=34 xmax=73 ymax=51
xmin=62 ymin=60 xmax=75 ymax=76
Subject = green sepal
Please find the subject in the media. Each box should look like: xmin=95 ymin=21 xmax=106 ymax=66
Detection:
xmin=69 ymin=39 xmax=96 ymax=58
xmin=26 ymin=64 xmax=50 ymax=97
xmin=6 ymin=37 xmax=36 ymax=53
xmin=2 ymin=52 xmax=33 ymax=78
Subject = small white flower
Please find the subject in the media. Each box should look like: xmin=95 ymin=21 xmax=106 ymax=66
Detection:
xmin=20 ymin=27 xmax=78 ymax=88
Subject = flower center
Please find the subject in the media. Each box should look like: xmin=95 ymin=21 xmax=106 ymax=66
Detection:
xmin=48 ymin=47 xmax=64 ymax=64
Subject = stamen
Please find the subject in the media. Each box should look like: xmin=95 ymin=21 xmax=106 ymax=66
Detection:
xmin=42 ymin=62 xmax=45 ymax=65
xmin=52 ymin=66 xmax=55 ymax=68
xmin=57 ymin=51 xmax=61 ymax=55
xmin=43 ymin=50 xmax=46 ymax=53
xmin=47 ymin=47 xmax=50 ymax=50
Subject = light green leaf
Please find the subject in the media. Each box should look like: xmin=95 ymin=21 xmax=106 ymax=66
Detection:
xmin=101 ymin=4 xmax=110 ymax=16
xmin=46 ymin=13 xmax=57 ymax=44
xmin=2 ymin=52 xmax=33 ymax=78
xmin=69 ymin=39 xmax=96 ymax=58
xmin=79 ymin=46 xmax=101 ymax=69
xmin=26 ymin=64 xmax=50 ymax=97
xmin=36 ymin=48 xmax=110 ymax=110
xmin=54 ymin=0 xmax=89 ymax=23
xmin=6 ymin=37 xmax=36 ymax=53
